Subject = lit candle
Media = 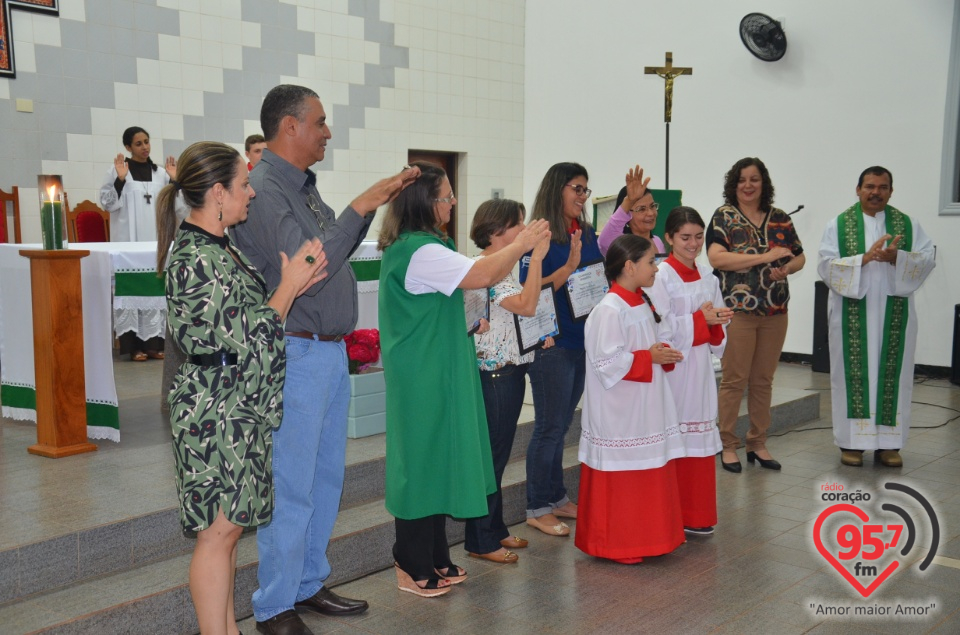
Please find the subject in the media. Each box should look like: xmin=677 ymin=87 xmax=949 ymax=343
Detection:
xmin=40 ymin=185 xmax=64 ymax=249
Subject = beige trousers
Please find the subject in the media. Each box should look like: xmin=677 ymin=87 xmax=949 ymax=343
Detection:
xmin=718 ymin=312 xmax=788 ymax=452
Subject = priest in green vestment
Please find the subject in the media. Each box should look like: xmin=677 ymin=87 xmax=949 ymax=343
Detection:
xmin=817 ymin=166 xmax=935 ymax=468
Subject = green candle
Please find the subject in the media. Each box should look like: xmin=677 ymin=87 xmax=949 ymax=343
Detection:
xmin=52 ymin=196 xmax=63 ymax=248
xmin=41 ymin=199 xmax=54 ymax=249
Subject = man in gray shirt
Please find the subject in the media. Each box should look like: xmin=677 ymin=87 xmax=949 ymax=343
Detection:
xmin=233 ymin=84 xmax=418 ymax=635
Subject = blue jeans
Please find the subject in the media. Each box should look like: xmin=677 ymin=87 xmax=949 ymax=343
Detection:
xmin=253 ymin=337 xmax=349 ymax=622
xmin=526 ymin=346 xmax=585 ymax=517
xmin=464 ymin=363 xmax=529 ymax=554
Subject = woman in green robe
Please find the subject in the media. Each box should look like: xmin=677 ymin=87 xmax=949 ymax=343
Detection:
xmin=377 ymin=162 xmax=550 ymax=597
xmin=157 ymin=141 xmax=328 ymax=635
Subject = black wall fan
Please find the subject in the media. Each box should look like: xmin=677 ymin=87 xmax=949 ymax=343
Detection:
xmin=739 ymin=13 xmax=787 ymax=62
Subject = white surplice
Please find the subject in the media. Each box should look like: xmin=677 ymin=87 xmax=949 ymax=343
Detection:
xmin=817 ymin=211 xmax=935 ymax=450
xmin=99 ymin=165 xmax=169 ymax=242
xmin=649 ymin=259 xmax=725 ymax=457
xmin=581 ymin=291 xmax=686 ymax=471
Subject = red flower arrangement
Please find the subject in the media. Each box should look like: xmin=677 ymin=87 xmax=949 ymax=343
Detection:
xmin=345 ymin=328 xmax=381 ymax=374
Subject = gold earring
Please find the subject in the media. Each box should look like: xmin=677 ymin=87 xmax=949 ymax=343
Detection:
xmin=218 ymin=200 xmax=223 ymax=222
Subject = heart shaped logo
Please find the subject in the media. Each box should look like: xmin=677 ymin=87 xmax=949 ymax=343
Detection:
xmin=813 ymin=504 xmax=900 ymax=598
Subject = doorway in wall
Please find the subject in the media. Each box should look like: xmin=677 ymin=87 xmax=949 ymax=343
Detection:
xmin=407 ymin=151 xmax=459 ymax=247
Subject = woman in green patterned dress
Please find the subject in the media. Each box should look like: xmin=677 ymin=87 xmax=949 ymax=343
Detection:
xmin=156 ymin=141 xmax=328 ymax=635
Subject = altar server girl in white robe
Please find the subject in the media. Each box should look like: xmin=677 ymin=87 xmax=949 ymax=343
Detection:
xmin=650 ymin=207 xmax=732 ymax=536
xmin=576 ymin=234 xmax=686 ymax=563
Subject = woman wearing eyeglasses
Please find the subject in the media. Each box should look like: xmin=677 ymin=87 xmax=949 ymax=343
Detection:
xmin=519 ymin=161 xmax=604 ymax=537
xmin=598 ymin=166 xmax=664 ymax=257
xmin=377 ymin=162 xmax=550 ymax=597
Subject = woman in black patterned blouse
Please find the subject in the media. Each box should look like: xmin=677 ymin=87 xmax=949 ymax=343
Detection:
xmin=706 ymin=157 xmax=805 ymax=473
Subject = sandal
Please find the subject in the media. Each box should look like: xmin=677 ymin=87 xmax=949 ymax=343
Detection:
xmin=145 ymin=350 xmax=165 ymax=360
xmin=434 ymin=563 xmax=467 ymax=584
xmin=131 ymin=351 xmax=148 ymax=362
xmin=526 ymin=515 xmax=570 ymax=537
xmin=395 ymin=564 xmax=451 ymax=598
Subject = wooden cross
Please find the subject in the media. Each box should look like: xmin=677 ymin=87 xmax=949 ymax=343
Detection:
xmin=644 ymin=52 xmax=693 ymax=124
xmin=144 ymin=193 xmax=152 ymax=204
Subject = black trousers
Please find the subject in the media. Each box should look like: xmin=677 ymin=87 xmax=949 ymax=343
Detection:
xmin=394 ymin=515 xmax=454 ymax=579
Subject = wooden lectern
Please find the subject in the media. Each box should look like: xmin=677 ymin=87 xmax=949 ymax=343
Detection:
xmin=20 ymin=249 xmax=97 ymax=458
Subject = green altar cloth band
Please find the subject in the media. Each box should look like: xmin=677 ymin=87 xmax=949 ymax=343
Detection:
xmin=1 ymin=384 xmax=120 ymax=430
xmin=350 ymin=259 xmax=380 ymax=282
xmin=115 ymin=271 xmax=166 ymax=297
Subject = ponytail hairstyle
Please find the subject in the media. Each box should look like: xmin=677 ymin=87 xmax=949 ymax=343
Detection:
xmin=377 ymin=161 xmax=447 ymax=250
xmin=604 ymin=234 xmax=660 ymax=322
xmin=155 ymin=141 xmax=242 ymax=275
xmin=664 ymin=206 xmax=705 ymax=238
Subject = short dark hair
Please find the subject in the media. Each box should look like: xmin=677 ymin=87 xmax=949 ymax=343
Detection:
xmin=260 ymin=85 xmax=319 ymax=141
xmin=377 ymin=162 xmax=447 ymax=250
xmin=244 ymin=134 xmax=265 ymax=151
xmin=664 ymin=206 xmax=705 ymax=237
xmin=723 ymin=157 xmax=775 ymax=211
xmin=857 ymin=166 xmax=893 ymax=188
xmin=470 ymin=199 xmax=525 ymax=249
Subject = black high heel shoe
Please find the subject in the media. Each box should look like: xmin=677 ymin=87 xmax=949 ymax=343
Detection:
xmin=746 ymin=451 xmax=781 ymax=471
xmin=721 ymin=452 xmax=742 ymax=473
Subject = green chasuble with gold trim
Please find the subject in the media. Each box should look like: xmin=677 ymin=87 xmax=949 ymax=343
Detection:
xmin=836 ymin=203 xmax=912 ymax=426
xmin=379 ymin=231 xmax=495 ymax=520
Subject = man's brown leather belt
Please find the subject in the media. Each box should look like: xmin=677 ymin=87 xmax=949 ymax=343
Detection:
xmin=285 ymin=331 xmax=344 ymax=342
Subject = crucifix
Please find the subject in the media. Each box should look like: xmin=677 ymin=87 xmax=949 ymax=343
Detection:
xmin=644 ymin=52 xmax=692 ymax=189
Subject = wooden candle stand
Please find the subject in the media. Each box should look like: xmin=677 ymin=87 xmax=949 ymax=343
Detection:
xmin=20 ymin=249 xmax=97 ymax=458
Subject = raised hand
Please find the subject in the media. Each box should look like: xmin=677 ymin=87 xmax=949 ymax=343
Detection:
xmin=564 ymin=229 xmax=583 ymax=272
xmin=114 ymin=154 xmax=129 ymax=181
xmin=164 ymin=156 xmax=177 ymax=180
xmin=350 ymin=165 xmax=422 ymax=215
xmin=623 ymin=165 xmax=651 ymax=210
xmin=515 ymin=218 xmax=551 ymax=252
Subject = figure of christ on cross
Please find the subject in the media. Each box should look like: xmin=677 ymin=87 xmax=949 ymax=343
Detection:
xmin=644 ymin=52 xmax=693 ymax=123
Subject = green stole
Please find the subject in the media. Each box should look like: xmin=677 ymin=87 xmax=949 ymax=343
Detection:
xmin=837 ymin=203 xmax=912 ymax=426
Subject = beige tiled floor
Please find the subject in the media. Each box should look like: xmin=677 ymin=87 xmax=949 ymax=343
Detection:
xmin=4 ymin=361 xmax=960 ymax=634
xmin=236 ymin=366 xmax=960 ymax=635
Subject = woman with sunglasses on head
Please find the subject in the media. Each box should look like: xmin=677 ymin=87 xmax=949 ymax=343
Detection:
xmin=519 ymin=161 xmax=604 ymax=537
xmin=377 ymin=162 xmax=550 ymax=597
xmin=598 ymin=166 xmax=664 ymax=257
